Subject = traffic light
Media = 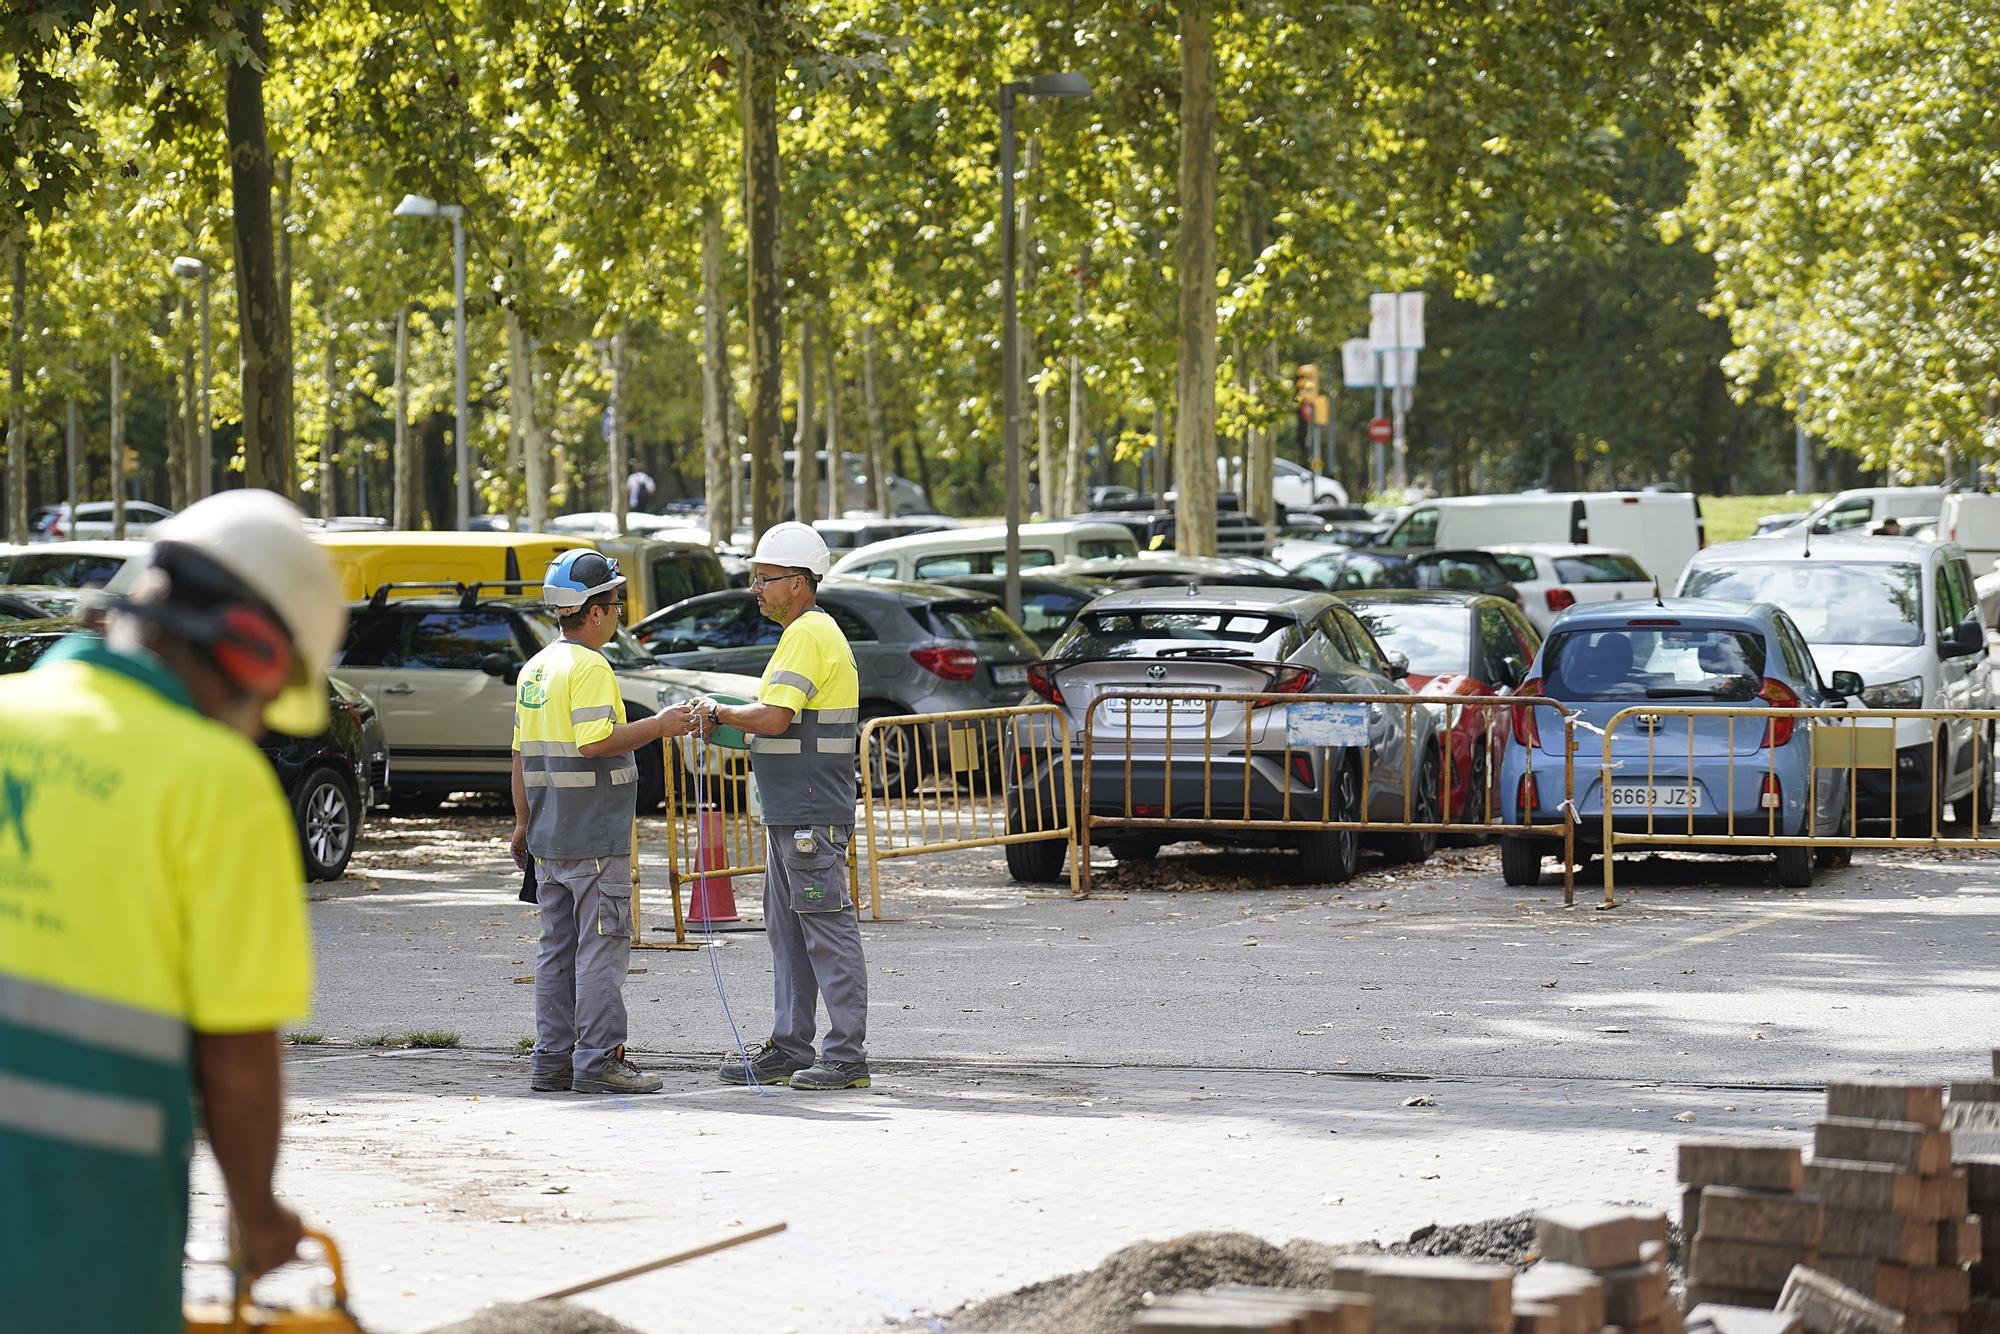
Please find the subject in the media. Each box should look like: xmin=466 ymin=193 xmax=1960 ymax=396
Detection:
xmin=1294 ymin=363 xmax=1320 ymax=401
xmin=1311 ymin=393 xmax=1331 ymax=426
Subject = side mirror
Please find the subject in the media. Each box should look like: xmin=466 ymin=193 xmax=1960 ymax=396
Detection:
xmin=1949 ymin=616 xmax=1985 ymax=657
xmin=479 ymin=652 xmax=511 ymax=678
xmin=1810 ymin=519 xmax=1831 ymax=535
xmin=1829 ymin=669 xmax=1866 ymax=697
xmin=1386 ymin=651 xmax=1410 ymax=681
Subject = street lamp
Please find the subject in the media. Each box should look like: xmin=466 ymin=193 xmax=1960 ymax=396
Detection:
xmin=1001 ymin=71 xmax=1091 ymax=625
xmin=170 ymin=255 xmax=212 ymax=500
xmin=394 ymin=192 xmax=472 ymax=530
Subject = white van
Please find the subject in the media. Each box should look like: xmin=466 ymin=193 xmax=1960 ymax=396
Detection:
xmin=829 ymin=520 xmax=1139 ymax=582
xmin=1758 ymin=486 xmax=1951 ymax=539
xmin=1378 ymin=492 xmax=1703 ymax=583
xmin=1939 ymin=494 xmax=2000 ymax=574
xmin=1678 ymin=534 xmax=1994 ymax=824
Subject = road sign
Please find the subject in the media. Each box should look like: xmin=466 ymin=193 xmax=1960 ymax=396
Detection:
xmin=1367 ymin=291 xmax=1426 ymax=351
xmin=1344 ymin=342 xmax=1418 ymax=389
xmin=1367 ymin=417 xmax=1393 ymax=445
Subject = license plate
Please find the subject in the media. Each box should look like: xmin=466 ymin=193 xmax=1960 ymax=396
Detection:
xmin=1105 ymin=688 xmax=1216 ymax=719
xmin=1610 ymin=784 xmax=1699 ymax=808
xmin=993 ymin=664 xmax=1027 ymax=686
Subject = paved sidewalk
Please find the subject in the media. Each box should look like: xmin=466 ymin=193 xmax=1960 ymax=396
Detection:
xmin=193 ymin=1051 xmax=1824 ymax=1334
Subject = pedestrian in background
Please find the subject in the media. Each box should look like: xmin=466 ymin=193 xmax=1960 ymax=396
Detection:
xmin=697 ymin=521 xmax=871 ymax=1091
xmin=0 ymin=490 xmax=344 ymax=1332
xmin=513 ymin=549 xmax=697 ymax=1095
xmin=626 ymin=467 xmax=657 ymax=513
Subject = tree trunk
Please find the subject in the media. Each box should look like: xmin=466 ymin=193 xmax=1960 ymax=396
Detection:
xmin=862 ymin=322 xmax=892 ymax=517
xmin=1239 ymin=192 xmax=1273 ymax=529
xmin=740 ymin=45 xmax=783 ymax=540
xmin=824 ymin=338 xmax=842 ymax=517
xmin=225 ymin=2 xmax=292 ymax=497
xmin=319 ymin=299 xmax=337 ymax=519
xmin=506 ymin=307 xmax=549 ymax=533
xmin=1171 ymin=0 xmax=1219 ymax=557
xmin=793 ymin=307 xmax=817 ymax=524
xmin=1062 ymin=254 xmax=1088 ymax=516
xmin=110 ymin=352 xmax=126 ymax=539
xmin=6 ymin=240 xmax=26 ymax=543
xmin=392 ymin=306 xmax=415 ymax=529
xmin=1253 ymin=340 xmax=1279 ymax=525
xmin=1018 ymin=135 xmax=1048 ymax=519
xmin=63 ymin=398 xmax=78 ymax=537
xmin=275 ymin=155 xmax=294 ymax=490
xmin=700 ymin=200 xmax=731 ymax=549
xmin=607 ymin=328 xmax=627 ymax=533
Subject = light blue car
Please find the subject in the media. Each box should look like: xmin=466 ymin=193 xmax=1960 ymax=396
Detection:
xmin=1497 ymin=598 xmax=1860 ymax=888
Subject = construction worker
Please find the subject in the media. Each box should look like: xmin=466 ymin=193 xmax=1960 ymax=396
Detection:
xmin=0 ymin=489 xmax=343 ymax=1333
xmin=513 ymin=548 xmax=698 ymax=1095
xmin=696 ymin=521 xmax=870 ymax=1091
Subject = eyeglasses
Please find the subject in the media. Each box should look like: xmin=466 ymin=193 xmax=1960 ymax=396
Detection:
xmin=749 ymin=574 xmax=805 ymax=590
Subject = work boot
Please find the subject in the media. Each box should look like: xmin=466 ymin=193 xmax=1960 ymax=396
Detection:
xmin=788 ymin=1058 xmax=871 ymax=1091
xmin=573 ymin=1045 xmax=664 ymax=1095
xmin=719 ymin=1039 xmax=811 ymax=1086
xmin=529 ymin=1068 xmax=573 ymax=1093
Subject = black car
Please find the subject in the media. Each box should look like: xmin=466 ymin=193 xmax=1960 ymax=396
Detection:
xmin=1295 ymin=547 xmax=1521 ymax=605
xmin=0 ymin=618 xmax=387 ymax=880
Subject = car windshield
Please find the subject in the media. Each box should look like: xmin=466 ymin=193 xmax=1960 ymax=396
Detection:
xmin=1680 ymin=561 xmax=1922 ymax=646
xmin=1348 ymin=604 xmax=1472 ymax=677
xmin=1057 ymin=610 xmax=1291 ymax=659
xmin=1544 ymin=626 xmax=1767 ymax=702
xmin=518 ymin=609 xmax=656 ymax=669
xmin=6 ymin=553 xmax=128 ymax=587
xmin=1417 ymin=554 xmax=1507 ymax=588
xmin=1555 ymin=553 xmax=1650 ymax=583
xmin=921 ymin=600 xmax=1021 ymax=644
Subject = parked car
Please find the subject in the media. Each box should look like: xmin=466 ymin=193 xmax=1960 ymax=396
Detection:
xmin=630 ymin=579 xmax=1043 ymax=737
xmin=312 ymin=531 xmax=576 ymax=603
xmin=1938 ymin=493 xmax=2000 ymax=574
xmin=1678 ymin=535 xmax=1995 ymax=827
xmin=1219 ymin=456 xmax=1350 ymax=512
xmin=1757 ymin=486 xmax=1953 ymax=540
xmin=545 ymin=511 xmax=706 ymax=538
xmin=0 ymin=587 xmax=96 ymax=622
xmin=1043 ymin=553 xmax=1316 ymax=593
xmin=1011 ymin=586 xmax=1444 ymax=885
xmin=813 ymin=515 xmax=963 ymax=552
xmin=1486 ymin=544 xmax=1658 ymax=633
xmin=1498 ymin=599 xmax=1857 ymax=888
xmin=829 ymin=520 xmax=1138 ymax=582
xmin=332 ymin=586 xmax=761 ymax=810
xmin=31 ymin=500 xmax=173 ymax=541
xmin=1343 ymin=591 xmax=1541 ymax=822
xmin=0 ymin=539 xmax=149 ymax=589
xmin=1754 ymin=511 xmax=1812 ymax=537
xmin=930 ymin=573 xmax=1112 ymax=651
xmin=1297 ymin=547 xmax=1520 ymax=604
xmin=0 ymin=617 xmax=387 ymax=879
xmin=1071 ymin=507 xmax=1275 ymax=559
xmin=1380 ymin=492 xmax=1703 ymax=584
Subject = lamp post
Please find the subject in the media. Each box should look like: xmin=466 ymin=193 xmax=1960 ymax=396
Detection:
xmin=1001 ymin=71 xmax=1091 ymax=625
xmin=170 ymin=256 xmax=212 ymax=499
xmin=394 ymin=193 xmax=471 ymax=530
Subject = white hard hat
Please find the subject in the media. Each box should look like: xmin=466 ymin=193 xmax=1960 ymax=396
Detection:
xmin=145 ymin=489 xmax=346 ymax=735
xmin=751 ymin=521 xmax=831 ymax=579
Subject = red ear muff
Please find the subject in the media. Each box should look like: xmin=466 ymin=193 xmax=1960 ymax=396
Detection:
xmin=210 ymin=605 xmax=294 ymax=695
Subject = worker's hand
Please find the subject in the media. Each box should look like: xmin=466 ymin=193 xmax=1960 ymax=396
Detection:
xmin=509 ymin=824 xmax=530 ymax=871
xmin=691 ymin=698 xmax=720 ymax=737
xmin=234 ymin=1200 xmax=305 ymax=1280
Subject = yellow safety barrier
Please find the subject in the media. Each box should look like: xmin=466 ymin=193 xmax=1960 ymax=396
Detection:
xmin=1595 ymin=704 xmax=2000 ymax=901
xmin=1080 ymin=690 xmax=1582 ymax=903
xmin=858 ymin=704 xmax=1080 ymax=918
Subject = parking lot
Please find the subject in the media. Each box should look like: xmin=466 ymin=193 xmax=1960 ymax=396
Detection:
xmin=200 ymin=803 xmax=2000 ymax=1331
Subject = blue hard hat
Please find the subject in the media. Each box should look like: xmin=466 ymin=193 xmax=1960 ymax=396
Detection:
xmin=543 ymin=548 xmax=626 ymax=611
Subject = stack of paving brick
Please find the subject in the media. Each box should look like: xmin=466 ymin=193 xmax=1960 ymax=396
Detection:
xmin=1807 ymin=1079 xmax=1971 ymax=1334
xmin=1946 ymin=1055 xmax=2000 ymax=1334
xmin=1326 ymin=1257 xmax=1515 ymax=1334
xmin=1679 ymin=1139 xmax=1820 ymax=1310
xmin=1129 ymin=1284 xmax=1372 ymax=1333
xmin=1529 ymin=1205 xmax=1678 ymax=1334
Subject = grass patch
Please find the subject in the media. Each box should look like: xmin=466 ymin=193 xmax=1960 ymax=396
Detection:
xmin=1701 ymin=493 xmax=1826 ymax=545
xmin=515 ymin=1036 xmax=536 ymax=1053
xmin=284 ymin=1030 xmax=327 ymax=1046
xmin=401 ymin=1030 xmax=461 ymax=1049
xmin=353 ymin=1033 xmax=398 ymax=1048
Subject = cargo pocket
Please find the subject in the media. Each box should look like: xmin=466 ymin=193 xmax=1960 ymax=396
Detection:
xmin=781 ymin=826 xmax=852 ymax=914
xmin=594 ymin=861 xmax=634 ymax=937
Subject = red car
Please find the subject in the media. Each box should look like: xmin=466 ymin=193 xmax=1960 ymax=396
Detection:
xmin=1341 ymin=590 xmax=1543 ymax=823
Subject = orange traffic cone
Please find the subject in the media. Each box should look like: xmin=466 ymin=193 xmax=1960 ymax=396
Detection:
xmin=686 ymin=809 xmax=741 ymax=925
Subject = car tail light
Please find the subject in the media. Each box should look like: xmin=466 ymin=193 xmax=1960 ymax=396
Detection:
xmin=1545 ymin=588 xmax=1575 ymax=613
xmin=1253 ymin=665 xmax=1317 ymax=707
xmin=1760 ymin=771 xmax=1783 ymax=811
xmin=1290 ymin=753 xmax=1314 ymax=788
xmin=1512 ymin=679 xmax=1543 ymax=746
xmin=1516 ymin=772 xmax=1539 ymax=815
xmin=912 ymin=646 xmax=978 ymax=682
xmin=1758 ymin=677 xmax=1800 ymax=747
xmin=1024 ymin=662 xmax=1064 ymax=705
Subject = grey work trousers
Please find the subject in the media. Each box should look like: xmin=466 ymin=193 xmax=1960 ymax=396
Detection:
xmin=532 ymin=853 xmax=634 ymax=1078
xmin=763 ymin=825 xmax=868 ymax=1065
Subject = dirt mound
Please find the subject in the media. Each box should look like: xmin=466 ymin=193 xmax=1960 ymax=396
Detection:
xmin=1393 ymin=1211 xmax=1541 ymax=1265
xmin=428 ymin=1301 xmax=644 ymax=1334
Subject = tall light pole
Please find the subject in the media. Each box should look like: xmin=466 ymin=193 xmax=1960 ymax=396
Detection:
xmin=1001 ymin=71 xmax=1090 ymax=626
xmin=171 ymin=256 xmax=212 ymax=499
xmin=394 ymin=193 xmax=472 ymax=530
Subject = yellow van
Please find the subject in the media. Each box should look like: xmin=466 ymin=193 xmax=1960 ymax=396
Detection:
xmin=583 ymin=534 xmax=729 ymax=623
xmin=313 ymin=531 xmax=580 ymax=603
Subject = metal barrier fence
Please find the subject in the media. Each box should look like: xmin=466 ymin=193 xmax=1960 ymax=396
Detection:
xmin=858 ymin=703 xmax=1080 ymax=918
xmin=1595 ymin=704 xmax=2000 ymax=900
xmin=1078 ymin=690 xmax=1583 ymax=904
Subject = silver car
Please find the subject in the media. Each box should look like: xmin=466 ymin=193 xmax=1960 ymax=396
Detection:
xmin=1010 ymin=586 xmax=1444 ymax=884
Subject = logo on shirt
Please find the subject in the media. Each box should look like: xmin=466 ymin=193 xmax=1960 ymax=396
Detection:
xmin=0 ymin=770 xmax=30 ymax=856
xmin=519 ymin=667 xmax=548 ymax=710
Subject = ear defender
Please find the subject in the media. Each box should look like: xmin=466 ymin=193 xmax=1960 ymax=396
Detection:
xmin=209 ymin=604 xmax=295 ymax=695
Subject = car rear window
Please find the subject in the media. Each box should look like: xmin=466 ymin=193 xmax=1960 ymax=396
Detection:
xmin=1543 ymin=626 xmax=1767 ymax=702
xmin=1078 ymin=537 xmax=1138 ymax=561
xmin=1057 ymin=611 xmax=1291 ymax=659
xmin=1417 ymin=554 xmax=1506 ymax=589
xmin=6 ymin=552 xmax=128 ymax=587
xmin=1348 ymin=604 xmax=1473 ymax=678
xmin=1680 ymin=561 xmax=1921 ymax=647
xmin=1493 ymin=553 xmax=1538 ymax=582
xmin=920 ymin=600 xmax=1021 ymax=643
xmin=649 ymin=551 xmax=725 ymax=606
xmin=1554 ymin=553 xmax=1650 ymax=584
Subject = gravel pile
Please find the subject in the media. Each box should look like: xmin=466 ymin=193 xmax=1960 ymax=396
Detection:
xmin=427 ymin=1301 xmax=644 ymax=1334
